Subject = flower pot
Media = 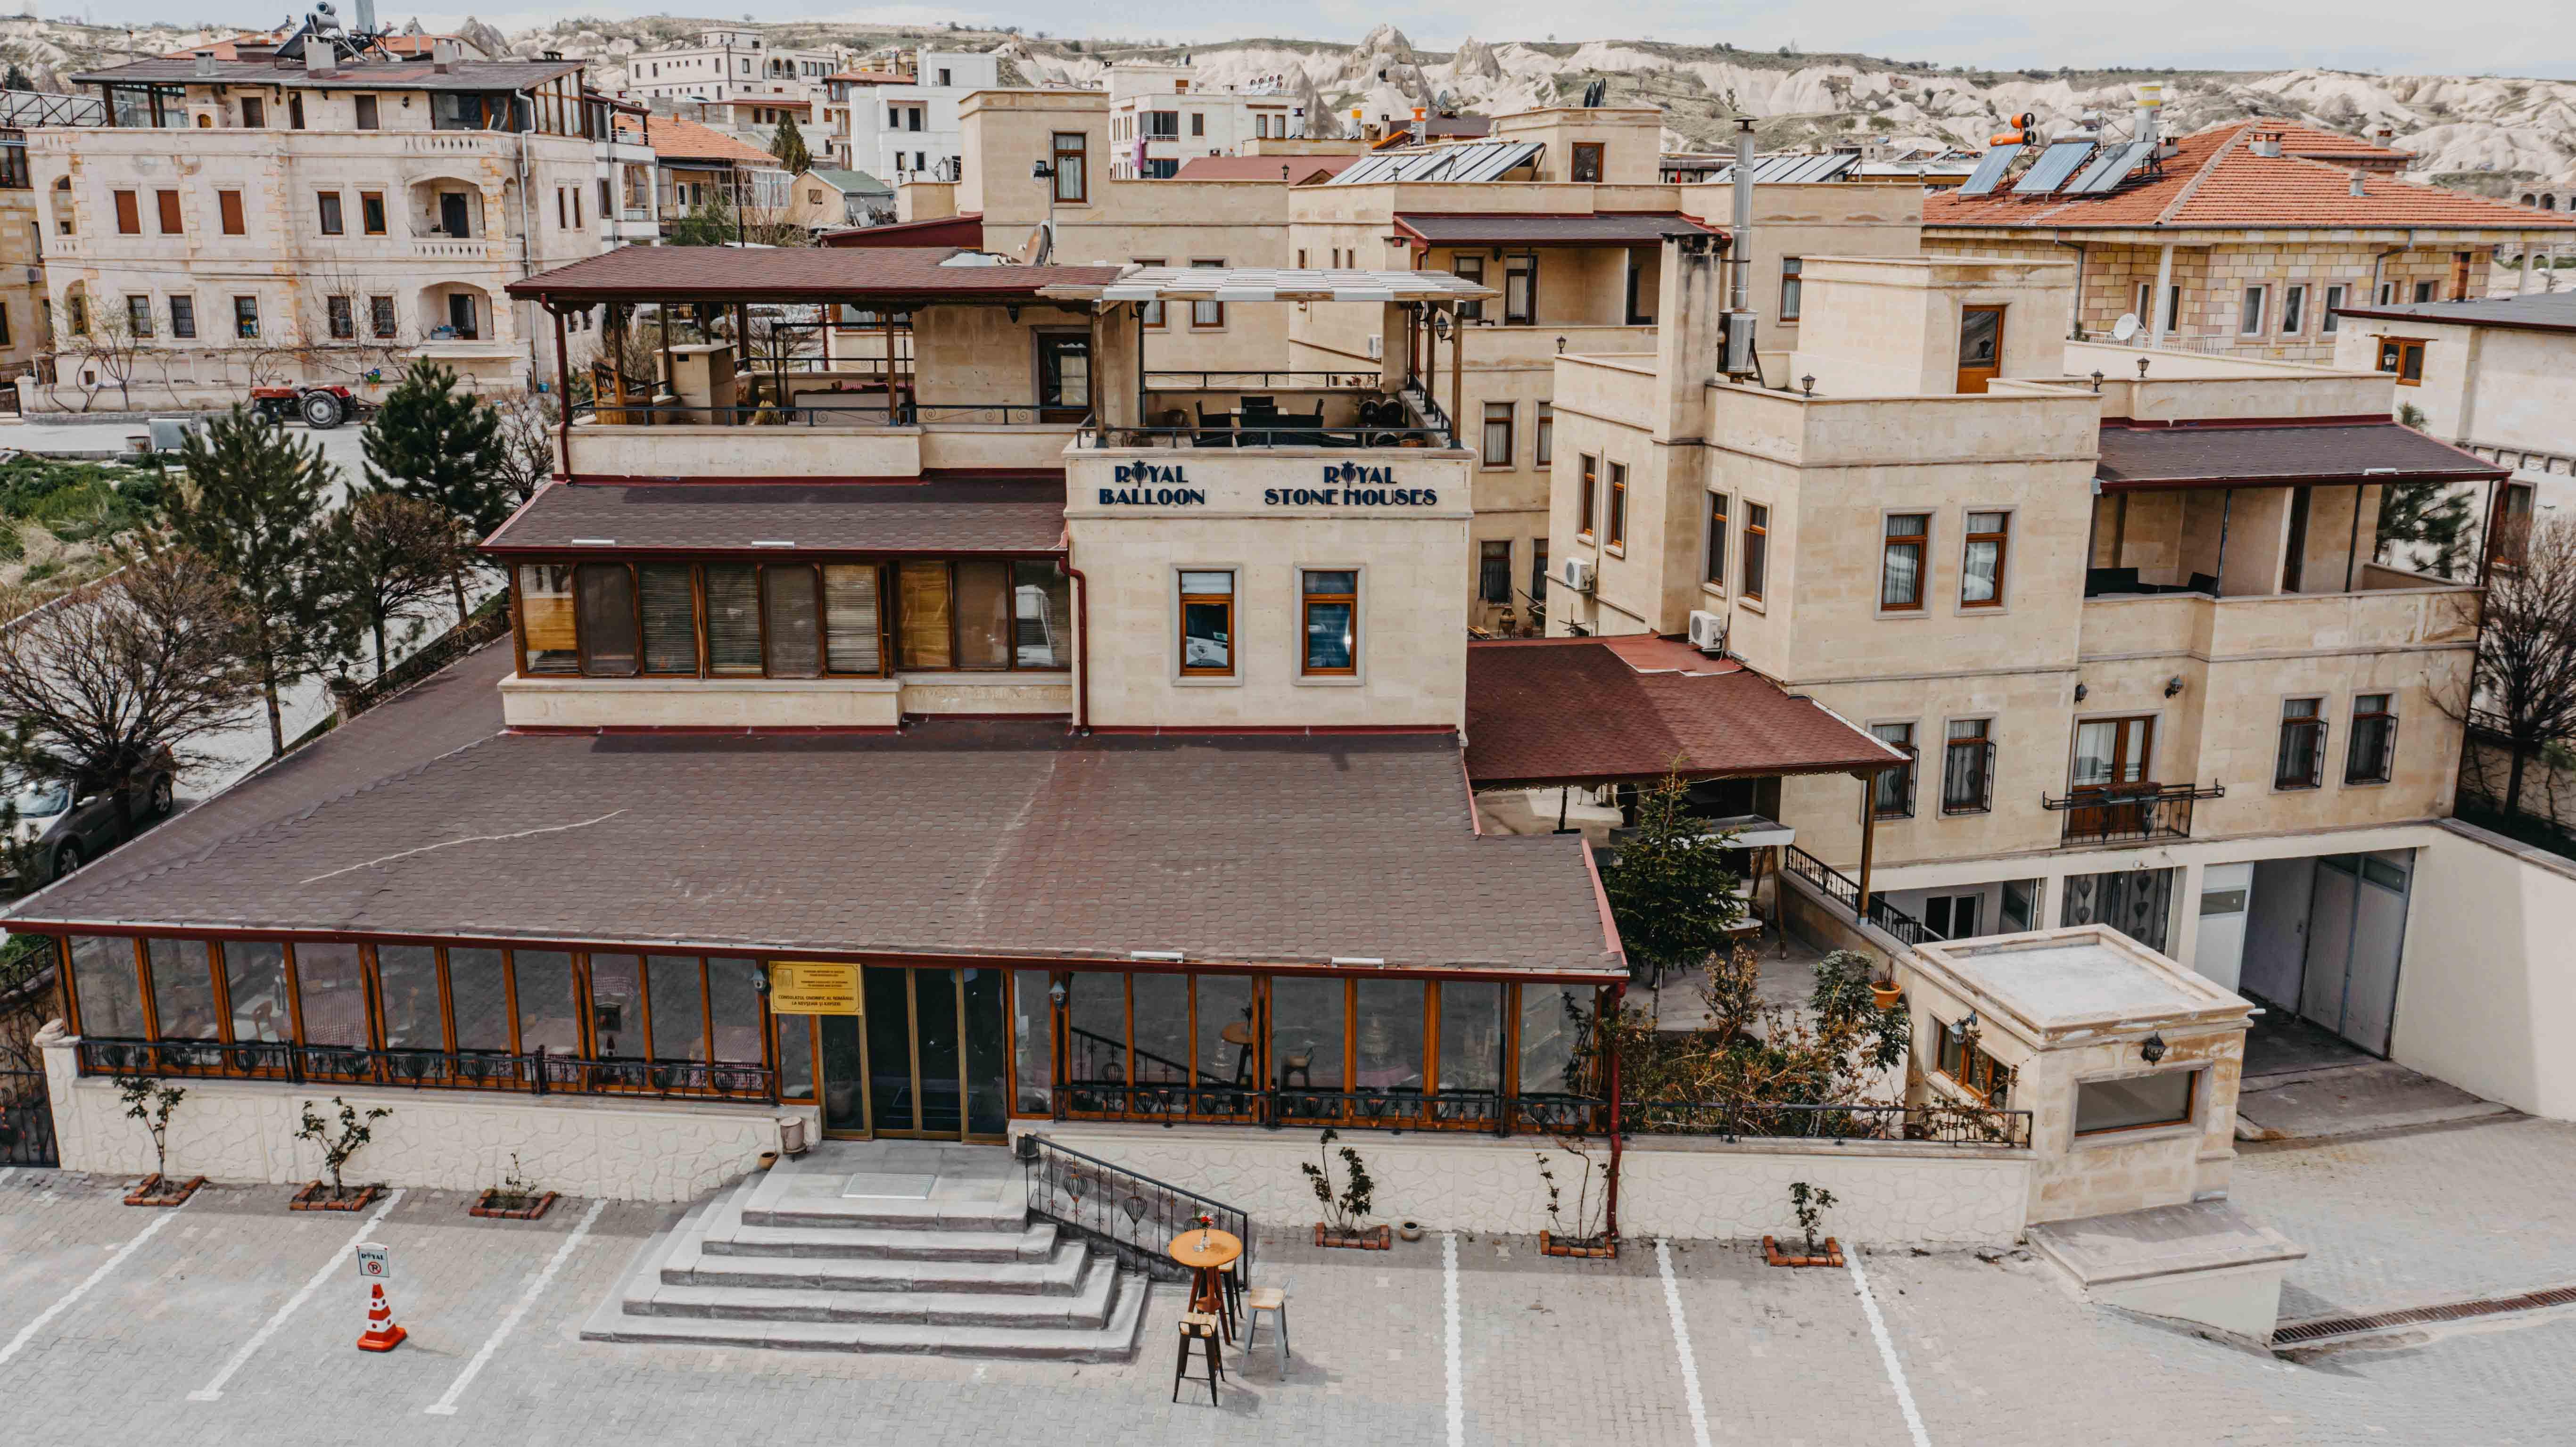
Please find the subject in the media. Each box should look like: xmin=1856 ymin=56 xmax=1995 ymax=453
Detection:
xmin=1761 ymin=1234 xmax=1845 ymax=1268
xmin=470 ymin=1188 xmax=560 ymax=1220
xmin=1397 ymin=1220 xmax=1425 ymax=1242
xmin=124 ymin=1174 xmax=204 ymax=1208
xmin=1871 ymin=983 xmax=1904 ymax=1010
xmin=1315 ymin=1223 xmax=1392 ymax=1250
xmin=289 ymin=1181 xmax=383 ymax=1212
xmin=1539 ymin=1230 xmax=1618 ymax=1259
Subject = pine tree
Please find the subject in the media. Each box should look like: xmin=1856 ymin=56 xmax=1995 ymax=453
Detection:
xmin=769 ymin=112 xmax=812 ymax=175
xmin=166 ymin=408 xmax=338 ymax=758
xmin=1598 ymin=772 xmax=1744 ymax=985
xmin=359 ymin=359 xmax=506 ymax=623
xmin=3 ymin=66 xmax=31 ymax=93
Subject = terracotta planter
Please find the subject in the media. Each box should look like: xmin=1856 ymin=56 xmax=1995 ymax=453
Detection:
xmin=123 ymin=1174 xmax=204 ymax=1208
xmin=289 ymin=1181 xmax=383 ymax=1212
xmin=1871 ymin=983 xmax=1904 ymax=1010
xmin=1539 ymin=1230 xmax=1618 ymax=1259
xmin=1315 ymin=1223 xmax=1392 ymax=1250
xmin=470 ymin=1189 xmax=560 ymax=1221
xmin=1762 ymin=1234 xmax=1845 ymax=1268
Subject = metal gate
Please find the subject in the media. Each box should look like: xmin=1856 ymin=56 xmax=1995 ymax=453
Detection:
xmin=0 ymin=1063 xmax=55 ymax=1167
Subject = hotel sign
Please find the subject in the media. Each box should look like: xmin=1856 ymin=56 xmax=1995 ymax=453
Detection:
xmin=1265 ymin=462 xmax=1439 ymax=508
xmin=767 ymin=961 xmax=862 ymax=1015
xmin=1098 ymin=461 xmax=1205 ymax=507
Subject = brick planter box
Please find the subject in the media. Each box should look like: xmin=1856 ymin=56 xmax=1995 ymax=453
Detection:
xmin=123 ymin=1174 xmax=204 ymax=1207
xmin=1314 ymin=1223 xmax=1391 ymax=1250
xmin=1762 ymin=1234 xmax=1844 ymax=1268
xmin=1539 ymin=1230 xmax=1618 ymax=1259
xmin=470 ymin=1189 xmax=559 ymax=1221
xmin=289 ymin=1181 xmax=383 ymax=1212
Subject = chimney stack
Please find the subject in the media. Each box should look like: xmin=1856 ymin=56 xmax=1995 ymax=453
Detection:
xmin=2350 ymin=171 xmax=2367 ymax=197
xmin=2249 ymin=128 xmax=2282 ymax=158
xmin=192 ymin=49 xmax=216 ymax=78
xmin=304 ymin=41 xmax=334 ymax=79
xmin=432 ymin=37 xmax=457 ymax=73
xmin=1724 ymin=115 xmax=1757 ymax=378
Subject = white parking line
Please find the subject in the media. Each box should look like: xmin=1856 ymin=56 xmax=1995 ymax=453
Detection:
xmin=1654 ymin=1239 xmax=1715 ymax=1447
xmin=424 ymin=1198 xmax=608 ymax=1416
xmin=189 ymin=1189 xmax=404 ymax=1402
xmin=0 ymin=1199 xmax=188 ymax=1369
xmin=1442 ymin=1231 xmax=1463 ymax=1447
xmin=1847 ymin=1249 xmax=1933 ymax=1447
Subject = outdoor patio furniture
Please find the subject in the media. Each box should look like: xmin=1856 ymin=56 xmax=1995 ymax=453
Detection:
xmin=1243 ymin=1275 xmax=1292 ymax=1367
xmin=1170 ymin=1225 xmax=1243 ymax=1345
xmin=1172 ymin=1312 xmax=1226 ymax=1404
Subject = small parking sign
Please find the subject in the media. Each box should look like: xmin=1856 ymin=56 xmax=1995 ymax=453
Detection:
xmin=355 ymin=1243 xmax=389 ymax=1280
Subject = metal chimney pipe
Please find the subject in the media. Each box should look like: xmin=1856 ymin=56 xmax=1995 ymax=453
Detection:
xmin=192 ymin=49 xmax=216 ymax=78
xmin=353 ymin=0 xmax=375 ymax=32
xmin=1724 ymin=116 xmax=1757 ymax=377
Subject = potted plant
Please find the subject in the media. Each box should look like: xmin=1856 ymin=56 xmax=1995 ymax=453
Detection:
xmin=1871 ymin=968 xmax=1905 ymax=1011
xmin=1302 ymin=1128 xmax=1387 ymax=1249
xmin=1763 ymin=1181 xmax=1844 ymax=1267
xmin=289 ymin=1096 xmax=392 ymax=1210
xmin=115 ymin=1074 xmax=201 ymax=1206
xmin=1535 ymin=1140 xmax=1616 ymax=1258
xmin=470 ymin=1152 xmax=558 ymax=1220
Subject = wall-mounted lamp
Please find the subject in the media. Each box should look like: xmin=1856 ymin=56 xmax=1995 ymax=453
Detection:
xmin=1555 ymin=335 xmax=1566 ymax=354
xmin=1945 ymin=1010 xmax=1980 ymax=1048
xmin=1800 ymin=374 xmax=1816 ymax=398
xmin=1029 ymin=159 xmax=1051 ymax=181
xmin=1432 ymin=311 xmax=1452 ymax=340
xmin=2164 ymin=675 xmax=2185 ymax=698
xmin=1048 ymin=979 xmax=1068 ymax=1008
xmin=2089 ymin=370 xmax=2104 ymax=393
xmin=2074 ymin=682 xmax=2089 ymax=702
xmin=1491 ymin=247 xmax=1504 ymax=260
xmin=2140 ymin=1031 xmax=2169 ymax=1065
xmin=2135 ymin=357 xmax=2151 ymax=379
xmin=1005 ymin=304 xmax=1021 ymax=322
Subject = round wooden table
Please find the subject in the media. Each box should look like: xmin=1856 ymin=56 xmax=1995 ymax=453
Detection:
xmin=1169 ymin=1226 xmax=1243 ymax=1326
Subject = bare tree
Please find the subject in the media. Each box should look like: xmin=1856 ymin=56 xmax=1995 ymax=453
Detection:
xmin=0 ymin=545 xmax=258 ymax=843
xmin=2453 ymin=515 xmax=2576 ymax=814
xmin=320 ymin=493 xmax=470 ymax=678
xmin=490 ymin=392 xmax=558 ymax=508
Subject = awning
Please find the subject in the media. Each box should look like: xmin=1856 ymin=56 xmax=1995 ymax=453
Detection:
xmin=1394 ymin=213 xmax=1721 ymax=247
xmin=1464 ymin=640 xmax=1907 ymax=788
xmin=505 ymin=247 xmax=1123 ymax=305
xmin=480 ymin=479 xmax=1068 ymax=556
xmin=1041 ymin=267 xmax=1495 ymax=305
xmin=2094 ymin=420 xmax=2509 ymax=492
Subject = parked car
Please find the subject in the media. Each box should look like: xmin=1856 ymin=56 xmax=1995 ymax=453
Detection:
xmin=2 ymin=754 xmax=176 ymax=890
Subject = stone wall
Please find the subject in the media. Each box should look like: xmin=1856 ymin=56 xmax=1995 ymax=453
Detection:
xmin=39 ymin=1024 xmax=784 ymax=1202
xmin=1028 ymin=1120 xmax=2031 ymax=1246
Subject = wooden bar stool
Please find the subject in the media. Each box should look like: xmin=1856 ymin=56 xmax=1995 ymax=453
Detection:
xmin=1243 ymin=1274 xmax=1292 ymax=1368
xmin=1172 ymin=1311 xmax=1225 ymax=1404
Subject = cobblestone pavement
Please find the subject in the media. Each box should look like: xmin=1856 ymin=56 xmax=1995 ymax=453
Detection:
xmin=7 ymin=1133 xmax=2576 ymax=1447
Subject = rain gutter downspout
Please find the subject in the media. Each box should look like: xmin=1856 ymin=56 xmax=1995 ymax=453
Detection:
xmin=514 ymin=89 xmax=539 ymax=386
xmin=1062 ymin=549 xmax=1091 ymax=734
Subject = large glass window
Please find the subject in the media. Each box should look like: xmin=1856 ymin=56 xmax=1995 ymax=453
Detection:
xmin=377 ymin=945 xmax=444 ymax=1050
xmin=70 ymin=937 xmax=145 ymax=1038
xmin=146 ymin=939 xmax=219 ymax=1040
xmin=1194 ymin=975 xmax=1255 ymax=1090
xmin=224 ymin=941 xmax=290 ymax=1043
xmin=823 ymin=564 xmax=881 ymax=674
xmin=512 ymin=950 xmax=579 ymax=1055
xmin=776 ymin=1013 xmax=816 ymax=1104
xmin=956 ymin=559 xmax=1013 ymax=671
xmin=648 ymin=955 xmax=708 ymax=1061
xmin=1012 ymin=970 xmax=1054 ymax=1113
xmin=760 ymin=565 xmax=820 ymax=678
xmin=1129 ymin=972 xmax=1189 ymax=1085
xmin=447 ymin=948 xmax=511 ymax=1051
xmin=1516 ymin=984 xmax=1583 ymax=1095
xmin=1436 ymin=982 xmax=1503 ymax=1093
xmin=588 ymin=954 xmax=645 ymax=1059
xmin=1065 ymin=971 xmax=1127 ymax=1084
xmin=708 ymin=957 xmax=761 ymax=1063
xmin=2075 ymin=1071 xmax=2195 ymax=1135
xmin=294 ymin=943 xmax=368 ymax=1047
xmin=1354 ymin=980 xmax=1425 ymax=1092
xmin=1301 ymin=570 xmax=1357 ymax=676
xmin=704 ymin=564 xmax=762 ymax=676
xmin=1881 ymin=513 xmax=1928 ymax=610
xmin=576 ymin=562 xmax=638 ymax=676
xmin=1180 ymin=570 xmax=1234 ymax=676
xmin=897 ymin=560 xmax=954 ymax=670
xmin=1013 ymin=562 xmax=1069 ymax=669
xmin=518 ymin=563 xmax=578 ymax=674
xmin=1271 ymin=976 xmax=1345 ymax=1093
xmin=639 ymin=563 xmax=698 ymax=674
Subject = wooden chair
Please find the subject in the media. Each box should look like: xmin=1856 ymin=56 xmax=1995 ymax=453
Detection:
xmin=1243 ymin=1275 xmax=1292 ymax=1367
xmin=1173 ymin=1311 xmax=1226 ymax=1404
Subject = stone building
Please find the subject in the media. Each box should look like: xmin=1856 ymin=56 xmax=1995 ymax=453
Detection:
xmin=24 ymin=44 xmax=610 ymax=410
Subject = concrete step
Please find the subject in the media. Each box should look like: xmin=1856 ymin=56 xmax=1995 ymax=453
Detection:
xmin=696 ymin=1175 xmax=1056 ymax=1263
xmin=737 ymin=1163 xmax=1028 ymax=1233
xmin=640 ymin=1253 xmax=1125 ymax=1329
xmin=667 ymin=1232 xmax=1092 ymax=1296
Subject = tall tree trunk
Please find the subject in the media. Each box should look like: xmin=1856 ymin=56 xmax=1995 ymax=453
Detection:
xmin=2508 ymin=740 xmax=2531 ymax=816
xmin=258 ymin=617 xmax=284 ymax=758
xmin=372 ymin=617 xmax=389 ymax=680
xmin=450 ymin=563 xmax=469 ymax=631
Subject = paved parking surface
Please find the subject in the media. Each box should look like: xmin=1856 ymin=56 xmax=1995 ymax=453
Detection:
xmin=6 ymin=1124 xmax=2576 ymax=1447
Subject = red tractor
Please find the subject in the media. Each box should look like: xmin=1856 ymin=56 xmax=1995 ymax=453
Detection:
xmin=247 ymin=384 xmax=376 ymax=430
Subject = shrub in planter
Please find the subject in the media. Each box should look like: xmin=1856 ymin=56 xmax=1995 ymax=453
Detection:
xmin=1763 ymin=1181 xmax=1843 ymax=1267
xmin=1535 ymin=1139 xmax=1617 ymax=1258
xmin=289 ymin=1096 xmax=391 ymax=1210
xmin=471 ymin=1152 xmax=558 ymax=1220
xmin=1302 ymin=1128 xmax=1387 ymax=1249
xmin=114 ymin=1074 xmax=199 ymax=1206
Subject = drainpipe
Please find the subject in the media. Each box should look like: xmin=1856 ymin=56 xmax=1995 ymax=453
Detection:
xmin=513 ymin=88 xmax=539 ymax=387
xmin=2147 ymin=240 xmax=2174 ymax=349
xmin=2368 ymin=230 xmax=2414 ymax=313
xmin=1062 ymin=556 xmax=1091 ymax=734
xmin=2053 ymin=237 xmax=2087 ymax=338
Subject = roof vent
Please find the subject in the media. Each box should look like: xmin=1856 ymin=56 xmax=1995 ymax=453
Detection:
xmin=2350 ymin=170 xmax=2367 ymax=197
xmin=2249 ymin=128 xmax=2282 ymax=158
xmin=193 ymin=49 xmax=218 ymax=77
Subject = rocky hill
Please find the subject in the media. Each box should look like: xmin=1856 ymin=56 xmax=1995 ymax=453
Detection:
xmin=15 ymin=16 xmax=2575 ymax=189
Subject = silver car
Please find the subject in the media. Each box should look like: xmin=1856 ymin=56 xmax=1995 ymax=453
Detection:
xmin=4 ymin=759 xmax=175 ymax=889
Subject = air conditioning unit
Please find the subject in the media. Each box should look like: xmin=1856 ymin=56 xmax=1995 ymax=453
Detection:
xmin=1687 ymin=608 xmax=1728 ymax=654
xmin=1365 ymin=333 xmax=1383 ymax=360
xmin=1558 ymin=556 xmax=1596 ymax=594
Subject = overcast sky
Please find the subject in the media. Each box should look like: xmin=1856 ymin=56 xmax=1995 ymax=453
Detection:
xmin=62 ymin=3 xmax=2576 ymax=82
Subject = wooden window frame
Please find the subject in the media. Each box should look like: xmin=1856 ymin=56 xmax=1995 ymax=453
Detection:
xmin=154 ymin=189 xmax=182 ymax=235
xmin=1932 ymin=1017 xmax=2014 ymax=1106
xmin=2345 ymin=692 xmax=2397 ymax=785
xmin=1941 ymin=717 xmax=1995 ymax=815
xmin=1569 ymin=141 xmax=1604 ymax=183
xmin=1741 ymin=502 xmax=1769 ymax=601
xmin=1577 ymin=454 xmax=1598 ymax=540
xmin=1049 ymin=132 xmax=1088 ymax=204
xmin=231 ymin=295 xmax=258 ymax=339
xmin=1178 ymin=568 xmax=1236 ymax=679
xmin=2072 ymin=1069 xmax=2196 ymax=1138
xmin=1299 ymin=569 xmax=1359 ymax=678
xmin=1480 ymin=401 xmax=1514 ymax=469
xmin=218 ymin=189 xmax=245 ymax=236
xmin=1189 ymin=258 xmax=1226 ymax=329
xmin=367 ymin=294 xmax=396 ymax=340
xmin=2274 ymin=697 xmax=2327 ymax=791
xmin=2070 ymin=714 xmax=2156 ymax=795
xmin=1779 ymin=256 xmax=1803 ymax=321
xmin=1503 ymin=254 xmax=1536 ymax=326
xmin=2377 ymin=336 xmax=2427 ymax=386
xmin=1703 ymin=491 xmax=1729 ymax=589
xmin=1605 ymin=462 xmax=1628 ymax=550
xmin=1133 ymin=257 xmax=1166 ymax=328
xmin=1534 ymin=401 xmax=1552 ymax=467
xmin=316 ymin=190 xmax=343 ymax=236
xmin=1960 ymin=509 xmax=2010 ymax=608
xmin=1880 ymin=512 xmax=1930 ymax=612
xmin=325 ymin=294 xmax=354 ymax=341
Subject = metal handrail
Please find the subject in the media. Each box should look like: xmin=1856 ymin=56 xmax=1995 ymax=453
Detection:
xmin=1782 ymin=844 xmax=1940 ymax=946
xmin=1144 ymin=370 xmax=1385 ymax=390
xmin=570 ymin=399 xmax=1070 ymax=428
xmin=73 ymin=1038 xmax=776 ymax=1104
xmin=1073 ymin=424 xmax=1455 ymax=451
xmin=2041 ymin=781 xmax=2225 ymax=846
xmin=1018 ymin=1134 xmax=1255 ymax=1283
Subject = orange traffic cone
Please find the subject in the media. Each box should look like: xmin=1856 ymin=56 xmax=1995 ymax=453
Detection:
xmin=356 ymin=1281 xmax=407 ymax=1352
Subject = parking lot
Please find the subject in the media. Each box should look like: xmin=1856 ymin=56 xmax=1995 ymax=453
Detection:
xmin=5 ymin=1114 xmax=2576 ymax=1447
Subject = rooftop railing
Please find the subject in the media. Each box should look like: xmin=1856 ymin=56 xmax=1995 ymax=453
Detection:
xmin=74 ymin=1038 xmax=776 ymax=1104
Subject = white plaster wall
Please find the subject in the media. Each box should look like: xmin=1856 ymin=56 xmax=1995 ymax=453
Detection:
xmin=2390 ymin=820 xmax=2576 ymax=1120
xmin=1028 ymin=1122 xmax=2030 ymax=1246
xmin=40 ymin=1028 xmax=783 ymax=1202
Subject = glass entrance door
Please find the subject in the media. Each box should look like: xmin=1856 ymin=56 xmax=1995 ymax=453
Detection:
xmin=817 ymin=966 xmax=1010 ymax=1141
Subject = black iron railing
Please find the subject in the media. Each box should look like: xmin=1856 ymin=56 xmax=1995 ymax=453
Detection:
xmin=1145 ymin=369 xmax=1384 ymax=390
xmin=1018 ymin=1134 xmax=1254 ymax=1283
xmin=73 ymin=1039 xmax=775 ymax=1103
xmin=1782 ymin=845 xmax=1940 ymax=946
xmin=2042 ymin=782 xmax=2225 ymax=845
xmin=1075 ymin=423 xmax=1455 ymax=451
xmin=0 ymin=1065 xmax=55 ymax=1167
xmin=1619 ymin=1099 xmax=2032 ymax=1148
xmin=571 ymin=399 xmax=1070 ymax=428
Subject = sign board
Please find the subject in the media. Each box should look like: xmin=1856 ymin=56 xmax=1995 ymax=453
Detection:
xmin=355 ymin=1243 xmax=389 ymax=1280
xmin=768 ymin=961 xmax=862 ymax=1015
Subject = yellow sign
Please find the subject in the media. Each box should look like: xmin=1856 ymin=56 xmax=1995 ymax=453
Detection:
xmin=768 ymin=962 xmax=862 ymax=1015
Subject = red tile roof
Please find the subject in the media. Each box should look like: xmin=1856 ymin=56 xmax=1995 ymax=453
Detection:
xmin=507 ymin=246 xmax=1123 ymax=303
xmin=1464 ymin=640 xmax=1905 ymax=787
xmin=1172 ymin=154 xmax=1362 ymax=183
xmin=1925 ymin=120 xmax=2576 ymax=232
xmin=619 ymin=114 xmax=780 ymax=166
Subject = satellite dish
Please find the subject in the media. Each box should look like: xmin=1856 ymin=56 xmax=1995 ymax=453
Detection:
xmin=2112 ymin=312 xmax=2141 ymax=343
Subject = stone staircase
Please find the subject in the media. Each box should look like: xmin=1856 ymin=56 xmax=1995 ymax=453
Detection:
xmin=582 ymin=1142 xmax=1150 ymax=1360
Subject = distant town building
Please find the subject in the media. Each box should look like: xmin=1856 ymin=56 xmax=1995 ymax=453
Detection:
xmin=1106 ymin=62 xmax=1299 ymax=179
xmin=829 ymin=50 xmax=998 ymax=184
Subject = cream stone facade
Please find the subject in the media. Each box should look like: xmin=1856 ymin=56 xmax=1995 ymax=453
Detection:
xmin=24 ymin=52 xmax=607 ymax=412
xmin=0 ymin=145 xmax=41 ymax=379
